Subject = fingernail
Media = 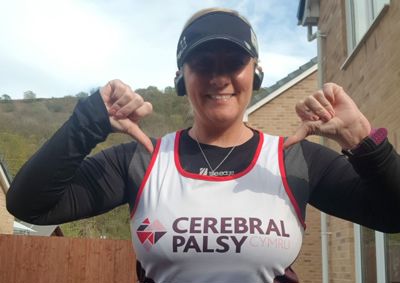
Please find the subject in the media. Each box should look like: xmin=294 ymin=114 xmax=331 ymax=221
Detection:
xmin=323 ymin=115 xmax=331 ymax=122
xmin=109 ymin=108 xmax=116 ymax=115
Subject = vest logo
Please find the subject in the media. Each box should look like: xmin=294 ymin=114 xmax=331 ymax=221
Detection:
xmin=199 ymin=168 xmax=235 ymax=176
xmin=172 ymin=217 xmax=291 ymax=253
xmin=199 ymin=168 xmax=208 ymax=175
xmin=136 ymin=218 xmax=167 ymax=251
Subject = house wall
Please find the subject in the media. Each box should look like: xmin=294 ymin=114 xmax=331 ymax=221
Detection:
xmin=319 ymin=0 xmax=400 ymax=151
xmin=247 ymin=71 xmax=323 ymax=283
xmin=317 ymin=0 xmax=400 ymax=282
xmin=0 ymin=174 xmax=13 ymax=234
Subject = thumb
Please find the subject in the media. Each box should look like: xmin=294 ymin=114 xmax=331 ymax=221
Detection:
xmin=283 ymin=129 xmax=307 ymax=150
xmin=125 ymin=123 xmax=154 ymax=153
xmin=283 ymin=120 xmax=322 ymax=150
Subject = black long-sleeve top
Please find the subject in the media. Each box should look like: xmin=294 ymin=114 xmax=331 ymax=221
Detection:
xmin=6 ymin=92 xmax=400 ymax=233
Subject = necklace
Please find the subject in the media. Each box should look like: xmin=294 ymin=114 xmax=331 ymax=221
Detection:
xmin=193 ymin=130 xmax=243 ymax=175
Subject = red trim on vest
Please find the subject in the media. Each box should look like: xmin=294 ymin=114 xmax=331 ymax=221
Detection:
xmin=174 ymin=130 xmax=264 ymax=181
xmin=130 ymin=139 xmax=162 ymax=219
xmin=278 ymin=137 xmax=306 ymax=229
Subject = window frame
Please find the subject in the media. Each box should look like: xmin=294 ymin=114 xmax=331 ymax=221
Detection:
xmin=354 ymin=224 xmax=397 ymax=283
xmin=341 ymin=0 xmax=390 ymax=70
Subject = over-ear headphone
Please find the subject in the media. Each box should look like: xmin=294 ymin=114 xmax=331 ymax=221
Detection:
xmin=253 ymin=65 xmax=264 ymax=91
xmin=174 ymin=66 xmax=264 ymax=96
xmin=174 ymin=70 xmax=186 ymax=96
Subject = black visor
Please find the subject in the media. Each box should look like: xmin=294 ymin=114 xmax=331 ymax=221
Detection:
xmin=176 ymin=11 xmax=259 ymax=68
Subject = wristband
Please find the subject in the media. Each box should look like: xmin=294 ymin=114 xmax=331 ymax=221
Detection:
xmin=342 ymin=128 xmax=388 ymax=157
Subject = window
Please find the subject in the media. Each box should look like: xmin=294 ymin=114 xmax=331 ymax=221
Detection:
xmin=345 ymin=0 xmax=390 ymax=52
xmin=356 ymin=226 xmax=400 ymax=283
xmin=387 ymin=234 xmax=400 ymax=283
xmin=361 ymin=227 xmax=377 ymax=283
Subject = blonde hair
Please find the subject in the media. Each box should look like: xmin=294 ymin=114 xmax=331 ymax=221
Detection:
xmin=182 ymin=8 xmax=253 ymax=31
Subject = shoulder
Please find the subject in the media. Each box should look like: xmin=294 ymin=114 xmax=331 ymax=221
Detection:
xmin=284 ymin=139 xmax=340 ymax=156
xmin=283 ymin=139 xmax=345 ymax=179
xmin=284 ymin=139 xmax=342 ymax=165
xmin=93 ymin=136 xmax=158 ymax=165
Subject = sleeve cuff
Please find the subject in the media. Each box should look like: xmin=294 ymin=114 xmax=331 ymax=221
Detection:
xmin=71 ymin=89 xmax=112 ymax=142
xmin=342 ymin=128 xmax=388 ymax=157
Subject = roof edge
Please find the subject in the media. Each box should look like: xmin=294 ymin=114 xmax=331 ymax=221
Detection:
xmin=245 ymin=59 xmax=318 ymax=119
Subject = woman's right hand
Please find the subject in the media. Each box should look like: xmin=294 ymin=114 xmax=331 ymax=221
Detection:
xmin=100 ymin=79 xmax=154 ymax=153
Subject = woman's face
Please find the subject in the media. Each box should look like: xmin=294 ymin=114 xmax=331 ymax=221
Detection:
xmin=183 ymin=42 xmax=255 ymax=129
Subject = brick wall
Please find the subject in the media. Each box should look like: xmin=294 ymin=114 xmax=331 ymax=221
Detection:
xmin=248 ymin=72 xmax=318 ymax=139
xmin=247 ymin=71 xmax=323 ymax=283
xmin=317 ymin=0 xmax=400 ymax=282
xmin=327 ymin=218 xmax=355 ymax=283
xmin=320 ymin=0 xmax=400 ymax=149
xmin=0 ymin=182 xmax=13 ymax=234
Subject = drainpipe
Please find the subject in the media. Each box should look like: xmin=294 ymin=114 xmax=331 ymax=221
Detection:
xmin=320 ymin=212 xmax=329 ymax=283
xmin=317 ymin=31 xmax=329 ymax=283
xmin=0 ymin=165 xmax=10 ymax=194
xmin=308 ymin=25 xmax=329 ymax=283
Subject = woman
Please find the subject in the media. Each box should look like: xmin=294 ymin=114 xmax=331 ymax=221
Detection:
xmin=7 ymin=8 xmax=400 ymax=283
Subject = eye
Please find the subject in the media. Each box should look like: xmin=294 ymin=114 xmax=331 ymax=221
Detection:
xmin=187 ymin=53 xmax=216 ymax=74
xmin=224 ymin=53 xmax=251 ymax=72
xmin=186 ymin=51 xmax=251 ymax=74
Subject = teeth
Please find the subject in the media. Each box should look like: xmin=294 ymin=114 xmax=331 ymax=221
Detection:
xmin=210 ymin=95 xmax=232 ymax=100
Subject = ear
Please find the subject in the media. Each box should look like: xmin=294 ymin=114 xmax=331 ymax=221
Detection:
xmin=174 ymin=69 xmax=186 ymax=96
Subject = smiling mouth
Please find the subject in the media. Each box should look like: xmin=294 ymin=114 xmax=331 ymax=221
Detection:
xmin=208 ymin=94 xmax=234 ymax=101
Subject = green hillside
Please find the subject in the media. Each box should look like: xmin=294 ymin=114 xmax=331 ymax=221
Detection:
xmin=1 ymin=87 xmax=192 ymax=239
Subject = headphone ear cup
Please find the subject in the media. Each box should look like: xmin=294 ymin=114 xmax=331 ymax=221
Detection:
xmin=174 ymin=71 xmax=186 ymax=96
xmin=253 ymin=65 xmax=264 ymax=91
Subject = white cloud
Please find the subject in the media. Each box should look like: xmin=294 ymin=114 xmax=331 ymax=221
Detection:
xmin=260 ymin=52 xmax=313 ymax=86
xmin=0 ymin=0 xmax=316 ymax=99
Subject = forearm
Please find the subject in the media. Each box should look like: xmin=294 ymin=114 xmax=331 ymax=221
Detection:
xmin=306 ymin=140 xmax=400 ymax=233
xmin=345 ymin=139 xmax=400 ymax=232
xmin=6 ymin=92 xmax=114 ymax=224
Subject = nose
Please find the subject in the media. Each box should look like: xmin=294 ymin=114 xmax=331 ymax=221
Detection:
xmin=209 ymin=69 xmax=231 ymax=89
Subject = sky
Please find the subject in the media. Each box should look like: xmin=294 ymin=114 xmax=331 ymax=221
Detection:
xmin=0 ymin=0 xmax=316 ymax=99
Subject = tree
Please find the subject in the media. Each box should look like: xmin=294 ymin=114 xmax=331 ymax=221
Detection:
xmin=75 ymin=91 xmax=89 ymax=98
xmin=164 ymin=86 xmax=176 ymax=96
xmin=1 ymin=94 xmax=12 ymax=101
xmin=23 ymin=90 xmax=36 ymax=100
xmin=89 ymin=87 xmax=99 ymax=95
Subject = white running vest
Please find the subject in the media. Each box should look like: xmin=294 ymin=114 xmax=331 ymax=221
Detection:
xmin=130 ymin=131 xmax=304 ymax=283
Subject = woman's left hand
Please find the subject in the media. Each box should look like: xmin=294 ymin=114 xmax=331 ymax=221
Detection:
xmin=284 ymin=82 xmax=371 ymax=149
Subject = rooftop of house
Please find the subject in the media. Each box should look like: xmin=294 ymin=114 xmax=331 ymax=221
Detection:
xmin=249 ymin=56 xmax=318 ymax=108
